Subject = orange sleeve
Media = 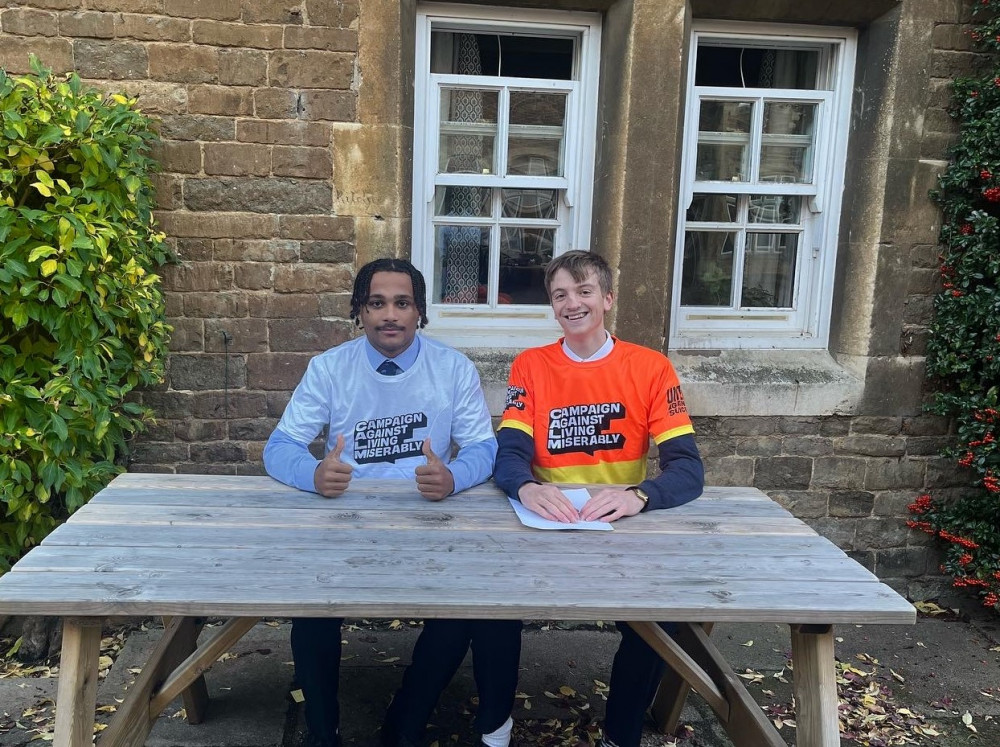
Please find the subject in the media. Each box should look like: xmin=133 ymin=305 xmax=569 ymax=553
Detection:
xmin=498 ymin=352 xmax=534 ymax=437
xmin=649 ymin=356 xmax=695 ymax=445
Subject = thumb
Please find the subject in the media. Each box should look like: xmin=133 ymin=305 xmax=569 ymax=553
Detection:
xmin=329 ymin=433 xmax=345 ymax=461
xmin=422 ymin=438 xmax=441 ymax=464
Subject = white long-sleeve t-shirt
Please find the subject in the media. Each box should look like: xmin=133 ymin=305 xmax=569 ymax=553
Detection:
xmin=263 ymin=336 xmax=497 ymax=493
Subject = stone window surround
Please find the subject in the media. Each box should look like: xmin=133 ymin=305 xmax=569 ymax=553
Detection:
xmin=410 ymin=4 xmax=603 ymax=347
xmin=352 ymin=0 xmax=926 ymax=419
xmin=670 ymin=23 xmax=857 ymax=350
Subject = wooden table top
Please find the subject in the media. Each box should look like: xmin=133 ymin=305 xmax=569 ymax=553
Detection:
xmin=0 ymin=473 xmax=915 ymax=624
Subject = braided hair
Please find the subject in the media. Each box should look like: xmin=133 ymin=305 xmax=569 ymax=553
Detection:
xmin=350 ymin=258 xmax=429 ymax=328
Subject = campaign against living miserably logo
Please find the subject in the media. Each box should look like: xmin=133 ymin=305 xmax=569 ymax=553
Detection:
xmin=353 ymin=412 xmax=427 ymax=464
xmin=504 ymin=385 xmax=527 ymax=412
xmin=546 ymin=402 xmax=626 ymax=455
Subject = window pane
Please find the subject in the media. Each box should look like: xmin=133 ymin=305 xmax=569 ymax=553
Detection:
xmin=681 ymin=231 xmax=735 ymax=306
xmin=697 ymin=101 xmax=751 ymax=181
xmin=687 ymin=193 xmax=738 ymax=223
xmin=434 ymin=225 xmax=490 ymax=304
xmin=435 ymin=186 xmax=492 ymax=217
xmin=499 ymin=227 xmax=554 ymax=304
xmin=439 ymin=89 xmax=498 ymax=174
xmin=502 ymin=189 xmax=558 ymax=219
xmin=431 ymin=32 xmax=573 ymax=80
xmin=741 ymin=233 xmax=798 ymax=308
xmin=748 ymin=195 xmax=801 ymax=224
xmin=507 ymin=92 xmax=566 ymax=177
xmin=696 ymin=46 xmax=821 ymax=90
xmin=760 ymin=102 xmax=816 ymax=183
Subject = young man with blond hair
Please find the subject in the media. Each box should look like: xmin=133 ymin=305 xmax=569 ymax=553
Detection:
xmin=494 ymin=250 xmax=704 ymax=747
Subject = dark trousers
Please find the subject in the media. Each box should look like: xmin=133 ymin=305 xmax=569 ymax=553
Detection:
xmin=603 ymin=621 xmax=677 ymax=747
xmin=291 ymin=617 xmax=345 ymax=745
xmin=385 ymin=618 xmax=523 ymax=742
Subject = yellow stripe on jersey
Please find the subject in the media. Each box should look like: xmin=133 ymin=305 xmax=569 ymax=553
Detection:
xmin=533 ymin=458 xmax=648 ymax=486
xmin=498 ymin=419 xmax=533 ymax=437
xmin=653 ymin=423 xmax=695 ymax=445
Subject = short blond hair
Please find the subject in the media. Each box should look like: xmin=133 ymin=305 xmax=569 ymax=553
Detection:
xmin=544 ymin=250 xmax=612 ymax=297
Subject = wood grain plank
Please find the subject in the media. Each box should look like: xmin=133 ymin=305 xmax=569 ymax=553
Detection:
xmin=61 ymin=505 xmax=814 ymax=536
xmin=31 ymin=523 xmax=839 ymax=557
xmin=9 ymin=545 xmax=879 ymax=583
xmin=100 ymin=474 xmax=771 ymax=503
xmin=0 ymin=572 xmax=916 ymax=623
xmin=89 ymin=488 xmax=789 ymax=517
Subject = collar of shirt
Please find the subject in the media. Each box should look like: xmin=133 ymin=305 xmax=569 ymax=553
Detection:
xmin=363 ymin=334 xmax=421 ymax=373
xmin=561 ymin=330 xmax=614 ymax=362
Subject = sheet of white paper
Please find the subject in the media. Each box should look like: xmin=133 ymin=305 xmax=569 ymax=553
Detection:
xmin=507 ymin=487 xmax=614 ymax=531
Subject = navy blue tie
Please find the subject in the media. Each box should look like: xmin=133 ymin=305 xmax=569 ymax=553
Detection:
xmin=377 ymin=360 xmax=401 ymax=376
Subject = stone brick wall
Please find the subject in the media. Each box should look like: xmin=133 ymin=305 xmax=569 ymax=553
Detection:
xmin=0 ymin=0 xmax=364 ymax=473
xmin=691 ymin=415 xmax=968 ymax=598
xmin=0 ymin=0 xmax=983 ymax=598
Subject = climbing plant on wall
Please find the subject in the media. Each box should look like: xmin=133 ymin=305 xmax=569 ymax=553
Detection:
xmin=909 ymin=1 xmax=1000 ymax=613
xmin=0 ymin=58 xmax=171 ymax=572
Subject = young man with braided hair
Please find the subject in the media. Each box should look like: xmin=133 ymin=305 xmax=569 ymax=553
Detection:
xmin=264 ymin=258 xmax=521 ymax=747
xmin=494 ymin=250 xmax=704 ymax=747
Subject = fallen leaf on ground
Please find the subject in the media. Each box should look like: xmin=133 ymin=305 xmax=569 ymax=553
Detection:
xmin=914 ymin=601 xmax=949 ymax=616
xmin=754 ymin=655 xmax=933 ymax=746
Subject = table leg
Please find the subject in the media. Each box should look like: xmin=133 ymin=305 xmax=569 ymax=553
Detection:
xmin=162 ymin=616 xmax=209 ymax=724
xmin=54 ymin=616 xmax=103 ymax=747
xmin=650 ymin=622 xmax=713 ymax=734
xmin=632 ymin=622 xmax=785 ymax=747
xmin=148 ymin=617 xmax=260 ymax=715
xmin=98 ymin=617 xmax=202 ymax=746
xmin=790 ymin=624 xmax=839 ymax=747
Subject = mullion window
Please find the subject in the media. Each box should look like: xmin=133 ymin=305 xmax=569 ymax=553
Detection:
xmin=414 ymin=7 xmax=600 ymax=344
xmin=432 ymin=79 xmax=567 ymax=308
xmin=672 ymin=24 xmax=855 ymax=347
xmin=682 ymin=90 xmax=825 ymax=315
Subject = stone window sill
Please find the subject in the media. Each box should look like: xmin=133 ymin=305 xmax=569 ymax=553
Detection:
xmin=669 ymin=349 xmax=863 ymax=417
xmin=464 ymin=348 xmax=864 ymax=419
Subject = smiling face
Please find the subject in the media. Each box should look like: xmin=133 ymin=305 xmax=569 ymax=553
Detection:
xmin=547 ymin=267 xmax=614 ymax=355
xmin=359 ymin=271 xmax=420 ymax=358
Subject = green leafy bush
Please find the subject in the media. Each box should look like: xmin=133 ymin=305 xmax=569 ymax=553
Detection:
xmin=911 ymin=2 xmax=1000 ymax=613
xmin=0 ymin=59 xmax=171 ymax=572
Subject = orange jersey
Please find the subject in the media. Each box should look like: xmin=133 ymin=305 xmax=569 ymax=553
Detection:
xmin=498 ymin=339 xmax=694 ymax=485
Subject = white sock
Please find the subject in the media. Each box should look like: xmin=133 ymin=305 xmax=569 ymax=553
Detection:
xmin=481 ymin=715 xmax=513 ymax=747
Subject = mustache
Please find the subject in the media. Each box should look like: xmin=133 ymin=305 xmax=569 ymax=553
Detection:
xmin=377 ymin=324 xmax=404 ymax=331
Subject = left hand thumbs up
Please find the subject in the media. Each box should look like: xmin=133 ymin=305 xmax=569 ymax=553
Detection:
xmin=415 ymin=438 xmax=453 ymax=501
xmin=422 ymin=438 xmax=442 ymax=464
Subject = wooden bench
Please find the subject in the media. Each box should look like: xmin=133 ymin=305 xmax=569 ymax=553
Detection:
xmin=0 ymin=474 xmax=915 ymax=747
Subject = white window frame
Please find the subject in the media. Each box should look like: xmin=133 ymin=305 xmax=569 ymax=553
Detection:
xmin=413 ymin=3 xmax=601 ymax=348
xmin=670 ymin=21 xmax=857 ymax=350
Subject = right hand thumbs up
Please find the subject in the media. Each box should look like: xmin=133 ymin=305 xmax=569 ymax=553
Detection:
xmin=314 ymin=433 xmax=353 ymax=497
xmin=330 ymin=433 xmax=345 ymax=460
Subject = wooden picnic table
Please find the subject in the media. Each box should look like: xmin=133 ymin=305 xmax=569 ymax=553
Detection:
xmin=0 ymin=473 xmax=915 ymax=747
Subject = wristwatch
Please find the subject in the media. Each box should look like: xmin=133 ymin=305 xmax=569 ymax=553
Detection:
xmin=627 ymin=486 xmax=650 ymax=511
